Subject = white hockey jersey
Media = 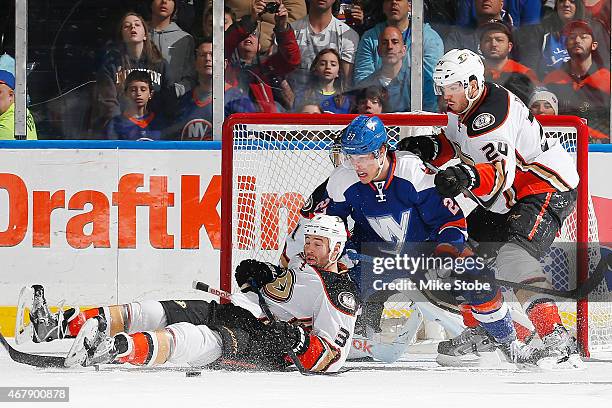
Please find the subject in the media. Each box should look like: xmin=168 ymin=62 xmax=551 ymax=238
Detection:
xmin=436 ymin=83 xmax=579 ymax=214
xmin=231 ymin=255 xmax=358 ymax=373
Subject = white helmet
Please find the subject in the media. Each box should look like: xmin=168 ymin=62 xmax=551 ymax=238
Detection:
xmin=433 ymin=49 xmax=485 ymax=113
xmin=303 ymin=214 xmax=347 ymax=263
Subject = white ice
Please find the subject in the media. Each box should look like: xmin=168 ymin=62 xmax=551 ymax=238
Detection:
xmin=1 ymin=339 xmax=612 ymax=408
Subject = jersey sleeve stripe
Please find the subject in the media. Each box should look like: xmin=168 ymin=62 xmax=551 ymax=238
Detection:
xmin=515 ymin=152 xmax=573 ymax=192
xmin=472 ymin=161 xmax=506 ymax=197
xmin=432 ymin=131 xmax=457 ymax=167
xmin=298 ymin=335 xmax=341 ymax=372
xmin=439 ymin=218 xmax=467 ymax=232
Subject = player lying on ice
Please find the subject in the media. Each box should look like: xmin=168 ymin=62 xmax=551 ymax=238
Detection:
xmin=287 ymin=114 xmax=559 ymax=367
xmin=397 ymin=49 xmax=582 ymax=369
xmin=18 ymin=215 xmax=358 ymax=373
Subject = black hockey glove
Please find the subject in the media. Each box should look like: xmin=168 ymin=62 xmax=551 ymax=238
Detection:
xmin=434 ymin=163 xmax=480 ymax=198
xmin=269 ymin=321 xmax=309 ymax=355
xmin=395 ymin=135 xmax=440 ymax=162
xmin=234 ymin=259 xmax=280 ymax=292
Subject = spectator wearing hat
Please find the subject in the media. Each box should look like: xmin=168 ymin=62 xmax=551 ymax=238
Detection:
xmin=0 ymin=70 xmax=37 ymax=140
xmin=528 ymin=88 xmax=559 ymax=115
xmin=480 ymin=20 xmax=538 ymax=104
xmin=445 ymin=0 xmax=520 ymax=59
xmin=543 ymin=20 xmax=610 ymax=141
xmin=516 ymin=0 xmax=609 ymax=77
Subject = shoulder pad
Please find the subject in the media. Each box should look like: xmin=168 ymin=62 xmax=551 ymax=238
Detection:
xmin=394 ymin=152 xmax=435 ymax=192
xmin=327 ymin=166 xmax=359 ymax=202
xmin=316 ymin=270 xmax=359 ymax=316
xmin=464 ymin=83 xmax=509 ymax=137
xmin=300 ymin=179 xmax=329 ymax=217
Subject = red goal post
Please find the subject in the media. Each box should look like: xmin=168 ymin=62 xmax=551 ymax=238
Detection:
xmin=221 ymin=113 xmax=604 ymax=356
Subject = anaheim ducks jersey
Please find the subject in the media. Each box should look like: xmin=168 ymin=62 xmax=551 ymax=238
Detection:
xmin=435 ymin=82 xmax=579 ymax=214
xmin=230 ymin=255 xmax=358 ymax=373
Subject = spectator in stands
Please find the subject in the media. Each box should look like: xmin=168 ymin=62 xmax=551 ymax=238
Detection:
xmin=353 ymin=85 xmax=389 ymax=114
xmin=480 ymin=20 xmax=538 ymax=103
xmin=209 ymin=0 xmax=307 ymax=54
xmin=353 ymin=0 xmax=443 ymax=88
xmin=528 ymin=87 xmax=559 ymax=115
xmin=201 ymin=5 xmax=236 ymax=39
xmin=336 ymin=1 xmax=382 ymax=36
xmin=517 ymin=0 xmax=609 ymax=77
xmin=584 ymin=0 xmax=610 ymax=35
xmin=290 ymin=0 xmax=360 ymax=90
xmin=149 ymin=0 xmax=196 ymax=96
xmin=298 ymin=102 xmax=324 ymax=113
xmin=106 ymin=70 xmax=165 ymax=140
xmin=167 ymin=39 xmax=256 ymax=141
xmin=225 ymin=0 xmax=300 ymax=112
xmin=91 ymin=12 xmax=174 ymax=134
xmin=0 ymin=69 xmax=37 ymax=140
xmin=445 ymin=0 xmax=518 ymax=57
xmin=456 ymin=0 xmax=542 ymax=27
xmin=296 ymin=48 xmax=352 ymax=113
xmin=543 ymin=20 xmax=611 ymax=142
xmin=355 ymin=26 xmax=437 ymax=112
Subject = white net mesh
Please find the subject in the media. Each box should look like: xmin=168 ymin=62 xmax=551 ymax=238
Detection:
xmin=225 ymin=115 xmax=611 ymax=352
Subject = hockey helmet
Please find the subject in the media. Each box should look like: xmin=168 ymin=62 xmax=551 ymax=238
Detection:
xmin=433 ymin=49 xmax=485 ymax=112
xmin=304 ymin=214 xmax=347 ymax=262
xmin=341 ymin=115 xmax=388 ymax=156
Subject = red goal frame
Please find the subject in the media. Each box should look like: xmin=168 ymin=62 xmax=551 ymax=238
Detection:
xmin=221 ymin=113 xmax=591 ymax=356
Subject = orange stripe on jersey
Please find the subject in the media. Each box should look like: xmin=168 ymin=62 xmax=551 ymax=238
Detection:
xmin=528 ymin=192 xmax=552 ymax=240
xmin=472 ymin=161 xmax=505 ymax=197
xmin=432 ymin=131 xmax=457 ymax=167
xmin=384 ymin=155 xmax=397 ymax=189
xmin=298 ymin=335 xmax=341 ymax=372
xmin=514 ymin=152 xmax=572 ymax=194
xmin=471 ymin=290 xmax=503 ymax=313
xmin=127 ymin=112 xmax=156 ymax=128
xmin=440 ymin=218 xmax=467 ymax=231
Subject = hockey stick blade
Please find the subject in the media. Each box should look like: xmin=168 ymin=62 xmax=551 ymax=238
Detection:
xmin=0 ymin=331 xmax=65 ymax=368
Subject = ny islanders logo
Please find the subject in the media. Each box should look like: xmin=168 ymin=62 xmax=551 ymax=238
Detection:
xmin=181 ymin=119 xmax=213 ymax=141
xmin=366 ymin=210 xmax=411 ymax=243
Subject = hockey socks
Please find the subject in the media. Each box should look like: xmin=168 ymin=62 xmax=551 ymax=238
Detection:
xmin=525 ymin=298 xmax=563 ymax=338
xmin=67 ymin=305 xmax=131 ymax=337
xmin=116 ymin=330 xmax=174 ymax=366
xmin=469 ymin=292 xmax=516 ymax=343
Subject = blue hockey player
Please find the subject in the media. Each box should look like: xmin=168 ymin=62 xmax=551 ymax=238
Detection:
xmin=321 ymin=114 xmax=549 ymax=366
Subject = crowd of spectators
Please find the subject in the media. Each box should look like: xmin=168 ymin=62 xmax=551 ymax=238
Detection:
xmin=4 ymin=0 xmax=612 ymax=142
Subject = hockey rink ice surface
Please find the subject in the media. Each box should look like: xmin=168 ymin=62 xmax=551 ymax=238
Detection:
xmin=1 ymin=339 xmax=611 ymax=407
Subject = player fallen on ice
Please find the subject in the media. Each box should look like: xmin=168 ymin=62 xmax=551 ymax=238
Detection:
xmin=17 ymin=215 xmax=358 ymax=373
xmin=397 ymin=49 xmax=582 ymax=368
xmin=302 ymin=114 xmax=550 ymax=366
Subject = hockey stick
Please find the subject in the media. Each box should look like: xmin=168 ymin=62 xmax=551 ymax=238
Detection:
xmin=0 ymin=331 xmax=66 ymax=368
xmin=192 ymin=281 xmax=346 ymax=375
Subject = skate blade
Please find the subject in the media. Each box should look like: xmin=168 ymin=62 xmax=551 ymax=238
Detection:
xmin=14 ymin=286 xmax=34 ymax=345
xmin=534 ymin=354 xmax=586 ymax=371
xmin=436 ymin=350 xmax=505 ymax=367
xmin=64 ymin=318 xmax=99 ymax=368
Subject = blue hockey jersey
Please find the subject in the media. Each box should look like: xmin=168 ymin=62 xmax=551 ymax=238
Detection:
xmin=324 ymin=151 xmax=467 ymax=248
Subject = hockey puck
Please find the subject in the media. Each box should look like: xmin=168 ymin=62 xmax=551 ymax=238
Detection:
xmin=186 ymin=371 xmax=201 ymax=377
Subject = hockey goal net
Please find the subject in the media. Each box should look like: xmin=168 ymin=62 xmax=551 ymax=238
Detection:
xmin=221 ymin=113 xmax=611 ymax=356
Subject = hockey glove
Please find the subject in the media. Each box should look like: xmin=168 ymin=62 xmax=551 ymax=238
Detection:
xmin=234 ymin=259 xmax=279 ymax=292
xmin=269 ymin=321 xmax=309 ymax=355
xmin=434 ymin=163 xmax=480 ymax=198
xmin=395 ymin=135 xmax=440 ymax=162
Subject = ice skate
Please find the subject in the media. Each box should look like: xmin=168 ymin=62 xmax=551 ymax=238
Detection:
xmin=537 ymin=325 xmax=584 ymax=370
xmin=436 ymin=326 xmax=501 ymax=367
xmin=15 ymin=285 xmax=74 ymax=344
xmin=65 ymin=316 xmax=119 ymax=367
